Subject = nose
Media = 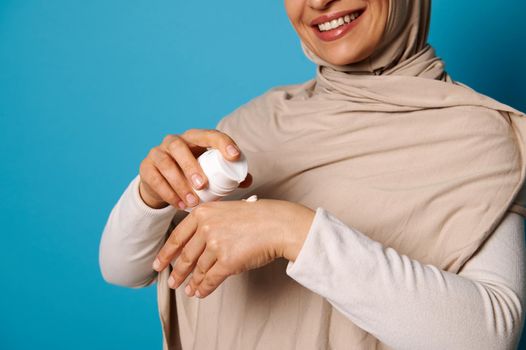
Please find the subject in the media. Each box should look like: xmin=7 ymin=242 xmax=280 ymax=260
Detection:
xmin=308 ymin=0 xmax=339 ymax=10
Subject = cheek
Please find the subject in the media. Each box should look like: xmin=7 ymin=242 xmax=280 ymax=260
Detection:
xmin=361 ymin=11 xmax=386 ymax=56
xmin=284 ymin=0 xmax=305 ymax=30
xmin=369 ymin=0 xmax=389 ymax=39
xmin=284 ymin=8 xmax=308 ymax=48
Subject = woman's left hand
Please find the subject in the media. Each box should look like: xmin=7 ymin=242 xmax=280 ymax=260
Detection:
xmin=152 ymin=199 xmax=315 ymax=298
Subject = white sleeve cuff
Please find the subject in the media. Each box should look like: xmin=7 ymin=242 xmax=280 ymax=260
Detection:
xmin=285 ymin=207 xmax=337 ymax=295
xmin=129 ymin=174 xmax=178 ymax=219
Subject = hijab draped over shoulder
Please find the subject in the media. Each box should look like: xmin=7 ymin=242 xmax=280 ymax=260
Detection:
xmin=157 ymin=1 xmax=526 ymax=348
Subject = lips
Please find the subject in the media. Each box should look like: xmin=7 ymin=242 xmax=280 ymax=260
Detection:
xmin=310 ymin=8 xmax=365 ymax=26
xmin=310 ymin=8 xmax=365 ymax=42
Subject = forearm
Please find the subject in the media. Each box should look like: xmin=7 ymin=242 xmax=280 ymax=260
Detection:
xmin=286 ymin=208 xmax=526 ymax=350
xmin=99 ymin=175 xmax=178 ymax=288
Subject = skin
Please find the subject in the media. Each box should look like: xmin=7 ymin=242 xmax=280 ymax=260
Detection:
xmin=152 ymin=199 xmax=315 ymax=298
xmin=139 ymin=129 xmax=253 ymax=209
xmin=285 ymin=0 xmax=389 ymax=66
xmin=146 ymin=0 xmax=390 ymax=299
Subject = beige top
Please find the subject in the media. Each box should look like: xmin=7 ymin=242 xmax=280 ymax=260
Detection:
xmin=99 ymin=175 xmax=526 ymax=349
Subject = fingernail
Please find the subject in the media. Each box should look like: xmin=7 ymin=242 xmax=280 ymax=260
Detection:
xmin=184 ymin=285 xmax=192 ymax=296
xmin=195 ymin=290 xmax=201 ymax=298
xmin=226 ymin=144 xmax=239 ymax=157
xmin=152 ymin=258 xmax=161 ymax=271
xmin=191 ymin=173 xmax=204 ymax=188
xmin=186 ymin=193 xmax=198 ymax=206
xmin=168 ymin=276 xmax=176 ymax=288
xmin=177 ymin=201 xmax=186 ymax=210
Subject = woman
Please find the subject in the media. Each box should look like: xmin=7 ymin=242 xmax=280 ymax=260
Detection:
xmin=99 ymin=0 xmax=526 ymax=349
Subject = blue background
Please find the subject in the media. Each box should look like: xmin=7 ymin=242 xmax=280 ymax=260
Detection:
xmin=1 ymin=1 xmax=525 ymax=349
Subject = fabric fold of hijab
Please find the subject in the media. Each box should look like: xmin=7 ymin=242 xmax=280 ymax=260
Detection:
xmin=157 ymin=0 xmax=526 ymax=349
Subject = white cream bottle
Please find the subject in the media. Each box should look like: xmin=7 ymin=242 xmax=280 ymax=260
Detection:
xmin=184 ymin=148 xmax=248 ymax=212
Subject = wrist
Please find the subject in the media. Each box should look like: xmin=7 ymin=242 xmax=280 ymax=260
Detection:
xmin=139 ymin=181 xmax=169 ymax=209
xmin=281 ymin=203 xmax=316 ymax=262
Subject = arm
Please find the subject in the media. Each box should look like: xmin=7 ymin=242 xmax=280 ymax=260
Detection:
xmin=286 ymin=208 xmax=526 ymax=350
xmin=99 ymin=175 xmax=178 ymax=288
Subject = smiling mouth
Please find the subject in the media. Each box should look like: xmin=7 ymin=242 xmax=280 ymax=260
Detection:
xmin=311 ymin=9 xmax=365 ymax=32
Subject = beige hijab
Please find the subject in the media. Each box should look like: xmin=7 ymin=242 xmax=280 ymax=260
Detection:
xmin=157 ymin=0 xmax=526 ymax=348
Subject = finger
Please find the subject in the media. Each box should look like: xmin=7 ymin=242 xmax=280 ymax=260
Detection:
xmin=149 ymin=146 xmax=200 ymax=208
xmin=141 ymin=162 xmax=183 ymax=208
xmin=153 ymin=213 xmax=198 ymax=272
xmin=239 ymin=173 xmax=253 ymax=188
xmin=181 ymin=129 xmax=241 ymax=161
xmin=186 ymin=249 xmax=217 ymax=292
xmin=161 ymin=135 xmax=208 ymax=191
xmin=161 ymin=134 xmax=207 ymax=156
xmin=168 ymin=234 xmax=206 ymax=289
xmin=193 ymin=263 xmax=229 ymax=298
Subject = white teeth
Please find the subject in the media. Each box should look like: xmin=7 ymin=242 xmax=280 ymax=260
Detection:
xmin=317 ymin=11 xmax=361 ymax=32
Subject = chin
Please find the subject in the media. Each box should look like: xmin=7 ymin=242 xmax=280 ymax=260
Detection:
xmin=317 ymin=46 xmax=372 ymax=66
xmin=323 ymin=55 xmax=360 ymax=66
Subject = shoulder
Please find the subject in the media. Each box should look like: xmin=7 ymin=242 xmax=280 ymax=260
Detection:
xmin=216 ymin=79 xmax=315 ymax=133
xmin=436 ymin=84 xmax=523 ymax=162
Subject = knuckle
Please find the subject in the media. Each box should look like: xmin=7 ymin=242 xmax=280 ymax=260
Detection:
xmin=139 ymin=159 xmax=151 ymax=175
xmin=148 ymin=147 xmax=163 ymax=163
xmin=179 ymin=250 xmax=192 ymax=266
xmin=192 ymin=205 xmax=209 ymax=220
xmin=162 ymin=134 xmax=175 ymax=144
xmin=207 ymin=237 xmax=220 ymax=251
xmin=149 ymin=173 xmax=163 ymax=188
xmin=214 ymin=130 xmax=232 ymax=143
xmin=168 ymin=135 xmax=185 ymax=150
xmin=170 ymin=271 xmax=183 ymax=284
xmin=194 ymin=276 xmax=204 ymax=287
xmin=182 ymin=128 xmax=198 ymax=137
xmin=157 ymin=251 xmax=170 ymax=264
xmin=170 ymin=235 xmax=182 ymax=250
xmin=160 ymin=159 xmax=174 ymax=172
xmin=175 ymin=262 xmax=188 ymax=275
xmin=217 ymin=254 xmax=237 ymax=273
xmin=178 ymin=157 xmax=197 ymax=175
xmin=202 ymin=277 xmax=215 ymax=290
xmin=200 ymin=223 xmax=212 ymax=235
xmin=188 ymin=278 xmax=197 ymax=290
xmin=217 ymin=252 xmax=230 ymax=266
xmin=194 ymin=263 xmax=205 ymax=276
xmin=148 ymin=146 xmax=157 ymax=155
xmin=195 ymin=261 xmax=205 ymax=275
xmin=147 ymin=147 xmax=157 ymax=160
xmin=205 ymin=129 xmax=221 ymax=141
xmin=156 ymin=153 xmax=172 ymax=169
xmin=152 ymin=146 xmax=163 ymax=157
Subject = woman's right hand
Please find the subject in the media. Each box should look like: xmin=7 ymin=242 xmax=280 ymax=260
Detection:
xmin=138 ymin=129 xmax=253 ymax=209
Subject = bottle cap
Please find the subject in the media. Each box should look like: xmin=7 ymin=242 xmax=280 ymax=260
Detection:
xmin=198 ymin=149 xmax=248 ymax=196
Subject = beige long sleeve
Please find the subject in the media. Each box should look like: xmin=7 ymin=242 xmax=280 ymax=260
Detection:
xmin=286 ymin=208 xmax=526 ymax=349
xmin=99 ymin=175 xmax=176 ymax=288
xmin=99 ymin=176 xmax=526 ymax=349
